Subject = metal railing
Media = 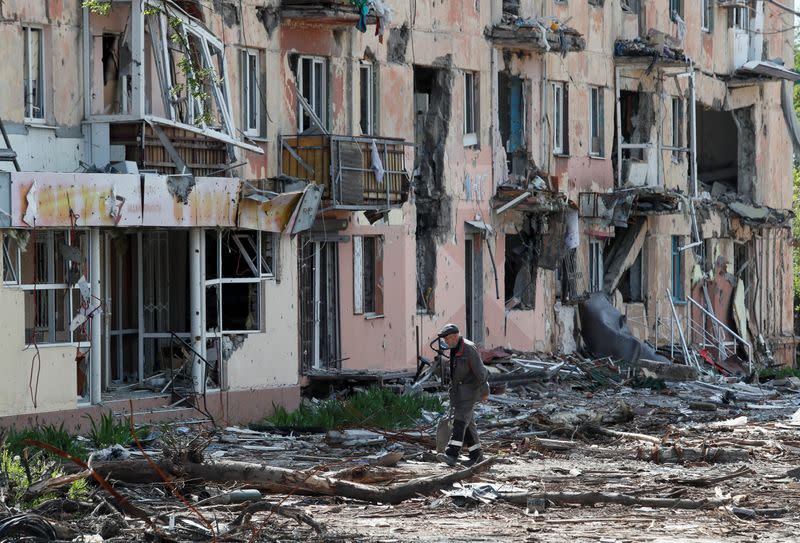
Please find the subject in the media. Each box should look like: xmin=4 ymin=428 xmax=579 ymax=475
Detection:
xmin=279 ymin=134 xmax=412 ymax=210
xmin=685 ymin=295 xmax=753 ymax=373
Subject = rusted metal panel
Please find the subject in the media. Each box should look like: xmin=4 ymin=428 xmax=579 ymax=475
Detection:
xmin=238 ymin=190 xmax=304 ymax=233
xmin=141 ymin=175 xmax=240 ymax=227
xmin=9 ymin=172 xmax=142 ymax=227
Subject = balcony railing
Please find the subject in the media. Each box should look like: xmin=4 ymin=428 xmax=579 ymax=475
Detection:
xmin=279 ymin=134 xmax=412 ymax=210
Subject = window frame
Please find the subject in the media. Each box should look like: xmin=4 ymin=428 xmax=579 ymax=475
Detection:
xmin=240 ymin=48 xmax=262 ymax=137
xmin=463 ymin=71 xmax=478 ymax=146
xmin=359 ymin=61 xmax=376 ymax=136
xmin=297 ymin=55 xmax=328 ymax=133
xmin=671 ymin=235 xmax=685 ymax=303
xmin=17 ymin=230 xmax=89 ymax=346
xmin=552 ymin=81 xmax=567 ymax=155
xmin=669 ymin=0 xmax=683 ymax=22
xmin=353 ymin=235 xmax=384 ymax=317
xmin=733 ymin=5 xmax=750 ymax=31
xmin=589 ymin=86 xmax=604 ymax=158
xmin=588 ymin=239 xmax=604 ymax=293
xmin=621 ymin=0 xmax=639 ymax=14
xmin=700 ymin=0 xmax=712 ymax=32
xmin=204 ymin=230 xmax=274 ymax=336
xmin=23 ymin=26 xmax=45 ymax=122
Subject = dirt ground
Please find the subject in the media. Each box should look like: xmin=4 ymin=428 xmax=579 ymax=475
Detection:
xmin=11 ymin=378 xmax=800 ymax=542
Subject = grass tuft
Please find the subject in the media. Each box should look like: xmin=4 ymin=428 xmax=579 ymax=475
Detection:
xmin=86 ymin=411 xmax=148 ymax=449
xmin=264 ymin=387 xmax=442 ymax=431
xmin=5 ymin=423 xmax=87 ymax=461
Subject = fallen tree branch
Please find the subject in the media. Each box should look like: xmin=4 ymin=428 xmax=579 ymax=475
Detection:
xmin=226 ymin=501 xmax=325 ymax=534
xmin=500 ymin=490 xmax=732 ymax=510
xmin=90 ymin=456 xmax=498 ymax=505
xmin=670 ymin=466 xmax=755 ymax=488
xmin=592 ymin=426 xmax=662 ymax=444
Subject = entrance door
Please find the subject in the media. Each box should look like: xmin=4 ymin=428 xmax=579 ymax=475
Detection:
xmin=464 ymin=236 xmax=484 ymax=343
xmin=299 ymin=239 xmax=341 ymax=371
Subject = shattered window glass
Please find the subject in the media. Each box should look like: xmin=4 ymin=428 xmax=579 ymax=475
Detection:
xmin=3 ymin=235 xmax=20 ymax=284
xmin=19 ymin=230 xmax=87 ymax=344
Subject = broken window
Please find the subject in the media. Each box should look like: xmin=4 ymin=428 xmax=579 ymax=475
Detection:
xmin=23 ymin=26 xmax=45 ymax=120
xmin=502 ymin=0 xmax=520 ymax=15
xmin=588 ymin=239 xmax=604 ymax=293
xmin=556 ymin=248 xmax=577 ymax=302
xmin=240 ymin=49 xmax=262 ymax=137
xmin=498 ymin=72 xmax=526 ymax=175
xmin=205 ymin=230 xmax=268 ymax=334
xmin=701 ymin=0 xmax=712 ymax=32
xmin=353 ymin=235 xmax=383 ymax=316
xmin=18 ymin=230 xmax=88 ymax=344
xmin=734 ymin=242 xmax=750 ymax=306
xmin=670 ymin=0 xmax=683 ymax=21
xmin=463 ymin=71 xmax=478 ymax=146
xmin=671 ymin=97 xmax=684 ymax=161
xmin=3 ymin=235 xmax=20 ymax=285
xmin=696 ymin=106 xmax=754 ymax=197
xmin=619 ymin=249 xmax=644 ymax=303
xmin=504 ymin=234 xmax=535 ymax=310
xmin=671 ymin=235 xmax=685 ymax=302
xmin=589 ymin=86 xmax=604 ymax=157
xmin=552 ymin=81 xmax=568 ymax=155
xmin=621 ymin=0 xmax=640 ymax=13
xmin=732 ymin=4 xmax=750 ymax=30
xmin=359 ymin=61 xmax=376 ymax=135
xmin=297 ymin=56 xmax=327 ymax=132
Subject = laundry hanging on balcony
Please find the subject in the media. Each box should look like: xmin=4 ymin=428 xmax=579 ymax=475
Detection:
xmin=349 ymin=0 xmax=392 ymax=42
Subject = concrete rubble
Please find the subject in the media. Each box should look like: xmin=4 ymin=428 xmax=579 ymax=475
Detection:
xmin=2 ymin=348 xmax=800 ymax=541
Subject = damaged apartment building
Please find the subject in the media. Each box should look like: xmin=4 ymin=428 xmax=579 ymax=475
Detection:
xmin=0 ymin=0 xmax=796 ymax=426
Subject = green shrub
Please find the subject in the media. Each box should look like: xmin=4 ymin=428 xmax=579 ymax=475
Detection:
xmin=264 ymin=387 xmax=442 ymax=431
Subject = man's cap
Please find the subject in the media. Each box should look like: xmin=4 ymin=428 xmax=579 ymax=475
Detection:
xmin=437 ymin=323 xmax=460 ymax=338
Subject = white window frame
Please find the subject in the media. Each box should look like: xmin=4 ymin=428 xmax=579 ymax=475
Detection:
xmin=588 ymin=239 xmax=604 ymax=293
xmin=240 ymin=49 xmax=261 ymax=137
xmin=463 ymin=71 xmax=478 ymax=146
xmin=733 ymin=6 xmax=750 ymax=31
xmin=3 ymin=235 xmax=21 ymax=285
xmin=297 ymin=56 xmax=327 ymax=132
xmin=589 ymin=86 xmax=604 ymax=157
xmin=359 ymin=61 xmax=375 ymax=136
xmin=23 ymin=26 xmax=45 ymax=122
xmin=700 ymin=0 xmax=712 ymax=32
xmin=552 ymin=82 xmax=565 ymax=155
xmin=353 ymin=235 xmax=383 ymax=317
xmin=204 ymin=230 xmax=274 ymax=336
xmin=17 ymin=230 xmax=89 ymax=346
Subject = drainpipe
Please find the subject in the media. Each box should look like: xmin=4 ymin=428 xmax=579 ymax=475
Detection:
xmin=189 ymin=228 xmax=204 ymax=394
xmin=90 ymin=228 xmax=102 ymax=404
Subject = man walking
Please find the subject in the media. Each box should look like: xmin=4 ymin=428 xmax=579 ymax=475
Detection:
xmin=436 ymin=323 xmax=489 ymax=467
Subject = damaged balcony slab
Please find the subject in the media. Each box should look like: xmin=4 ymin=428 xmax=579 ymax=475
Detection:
xmin=492 ymin=186 xmax=567 ymax=215
xmin=280 ymin=0 xmax=378 ymax=26
xmin=486 ymin=16 xmax=585 ymax=54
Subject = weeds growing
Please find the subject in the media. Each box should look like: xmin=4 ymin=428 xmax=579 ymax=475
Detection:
xmin=264 ymin=387 xmax=442 ymax=431
xmin=86 ymin=411 xmax=148 ymax=449
xmin=5 ymin=423 xmax=87 ymax=461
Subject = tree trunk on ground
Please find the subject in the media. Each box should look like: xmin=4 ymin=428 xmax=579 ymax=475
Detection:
xmin=89 ymin=457 xmax=497 ymax=505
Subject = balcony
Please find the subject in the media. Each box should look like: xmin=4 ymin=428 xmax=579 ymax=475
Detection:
xmin=279 ymin=135 xmax=412 ymax=210
xmin=281 ymin=0 xmax=377 ymax=26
